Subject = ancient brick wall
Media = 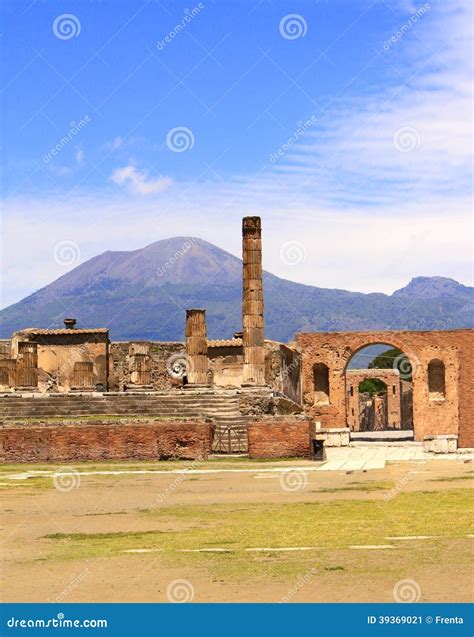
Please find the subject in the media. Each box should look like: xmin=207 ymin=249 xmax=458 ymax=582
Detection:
xmin=296 ymin=329 xmax=473 ymax=446
xmin=208 ymin=344 xmax=244 ymax=388
xmin=0 ymin=340 xmax=11 ymax=358
xmin=0 ymin=420 xmax=211 ymax=463
xmin=346 ymin=369 xmax=402 ymax=431
xmin=9 ymin=330 xmax=109 ymax=392
xmin=458 ymin=342 xmax=474 ymax=448
xmin=108 ymin=338 xmax=303 ymax=394
xmin=264 ymin=341 xmax=302 ymax=404
xmin=109 ymin=342 xmax=185 ymax=391
xmin=248 ymin=417 xmax=312 ymax=458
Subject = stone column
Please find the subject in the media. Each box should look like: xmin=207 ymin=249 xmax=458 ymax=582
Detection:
xmin=185 ymin=309 xmax=209 ymax=386
xmin=387 ymin=377 xmax=402 ymax=429
xmin=242 ymin=216 xmax=265 ymax=385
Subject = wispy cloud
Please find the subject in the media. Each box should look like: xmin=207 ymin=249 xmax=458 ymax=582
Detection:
xmin=110 ymin=165 xmax=173 ymax=195
xmin=272 ymin=0 xmax=472 ymax=207
xmin=106 ymin=136 xmax=124 ymax=152
xmin=75 ymin=149 xmax=85 ymax=166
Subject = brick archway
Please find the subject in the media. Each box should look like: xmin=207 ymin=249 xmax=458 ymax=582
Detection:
xmin=295 ymin=329 xmax=470 ymax=444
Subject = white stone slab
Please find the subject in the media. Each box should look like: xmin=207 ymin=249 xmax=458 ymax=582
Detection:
xmin=361 ymin=459 xmax=386 ymax=470
xmin=317 ymin=460 xmax=349 ymax=471
xmin=339 ymin=460 xmax=367 ymax=471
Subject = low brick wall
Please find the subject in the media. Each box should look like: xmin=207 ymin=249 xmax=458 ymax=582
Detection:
xmin=248 ymin=417 xmax=312 ymax=459
xmin=0 ymin=419 xmax=211 ymax=463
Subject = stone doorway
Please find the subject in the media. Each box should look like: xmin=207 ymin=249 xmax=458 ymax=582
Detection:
xmin=345 ymin=343 xmax=414 ymax=434
xmin=16 ymin=342 xmax=38 ymax=388
xmin=71 ymin=362 xmax=94 ymax=390
xmin=359 ymin=381 xmax=388 ymax=431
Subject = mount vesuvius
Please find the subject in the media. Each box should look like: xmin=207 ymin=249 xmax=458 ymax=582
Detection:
xmin=1 ymin=238 xmax=472 ymax=341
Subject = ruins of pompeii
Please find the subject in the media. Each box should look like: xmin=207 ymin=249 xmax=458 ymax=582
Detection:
xmin=1 ymin=217 xmax=472 ymax=603
xmin=1 ymin=216 xmax=472 ymax=459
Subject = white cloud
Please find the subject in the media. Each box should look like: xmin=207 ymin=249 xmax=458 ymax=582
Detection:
xmin=2 ymin=192 xmax=471 ymax=308
xmin=272 ymin=0 xmax=472 ymax=207
xmin=105 ymin=136 xmax=125 ymax=152
xmin=110 ymin=165 xmax=173 ymax=195
xmin=75 ymin=149 xmax=85 ymax=166
xmin=47 ymin=164 xmax=73 ymax=177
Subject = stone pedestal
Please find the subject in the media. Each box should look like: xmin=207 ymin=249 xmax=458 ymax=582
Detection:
xmin=185 ymin=309 xmax=209 ymax=386
xmin=242 ymin=217 xmax=265 ymax=386
xmin=311 ymin=424 xmax=351 ymax=447
xmin=423 ymin=434 xmax=458 ymax=454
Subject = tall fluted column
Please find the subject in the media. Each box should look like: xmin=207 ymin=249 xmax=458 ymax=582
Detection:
xmin=185 ymin=309 xmax=209 ymax=385
xmin=242 ymin=216 xmax=265 ymax=385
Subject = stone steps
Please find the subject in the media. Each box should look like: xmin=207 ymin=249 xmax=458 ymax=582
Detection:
xmin=0 ymin=391 xmax=262 ymax=454
xmin=0 ymin=393 xmax=241 ymax=420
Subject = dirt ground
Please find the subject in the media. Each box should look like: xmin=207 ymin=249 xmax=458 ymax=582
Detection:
xmin=0 ymin=457 xmax=472 ymax=603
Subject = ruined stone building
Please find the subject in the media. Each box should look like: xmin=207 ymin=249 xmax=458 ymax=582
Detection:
xmin=0 ymin=217 xmax=472 ymax=462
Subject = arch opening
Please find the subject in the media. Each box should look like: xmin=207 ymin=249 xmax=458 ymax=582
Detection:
xmin=345 ymin=343 xmax=413 ymax=434
xmin=428 ymin=359 xmax=446 ymax=400
xmin=313 ymin=362 xmax=329 ymax=405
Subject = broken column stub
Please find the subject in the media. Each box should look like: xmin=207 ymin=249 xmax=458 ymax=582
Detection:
xmin=185 ymin=309 xmax=209 ymax=386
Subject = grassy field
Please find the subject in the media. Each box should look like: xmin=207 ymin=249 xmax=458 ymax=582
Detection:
xmin=1 ymin=457 xmax=473 ymax=602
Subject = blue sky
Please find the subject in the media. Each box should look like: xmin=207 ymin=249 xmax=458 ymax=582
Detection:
xmin=1 ymin=0 xmax=472 ymax=307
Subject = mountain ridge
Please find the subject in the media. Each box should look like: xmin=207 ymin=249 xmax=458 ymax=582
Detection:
xmin=1 ymin=238 xmax=472 ymax=342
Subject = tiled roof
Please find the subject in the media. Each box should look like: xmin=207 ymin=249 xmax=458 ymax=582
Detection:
xmin=17 ymin=328 xmax=109 ymax=335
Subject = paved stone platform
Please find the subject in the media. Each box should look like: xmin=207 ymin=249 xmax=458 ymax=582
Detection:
xmin=350 ymin=431 xmax=414 ymax=442
xmin=321 ymin=443 xmax=474 ymax=471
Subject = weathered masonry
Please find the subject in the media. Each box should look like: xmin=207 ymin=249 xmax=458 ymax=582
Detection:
xmin=345 ymin=368 xmax=407 ymax=432
xmin=0 ymin=216 xmax=472 ymax=461
xmin=296 ymin=329 xmax=473 ymax=447
xmin=0 ymin=324 xmax=108 ymax=393
xmin=242 ymin=216 xmax=265 ymax=386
